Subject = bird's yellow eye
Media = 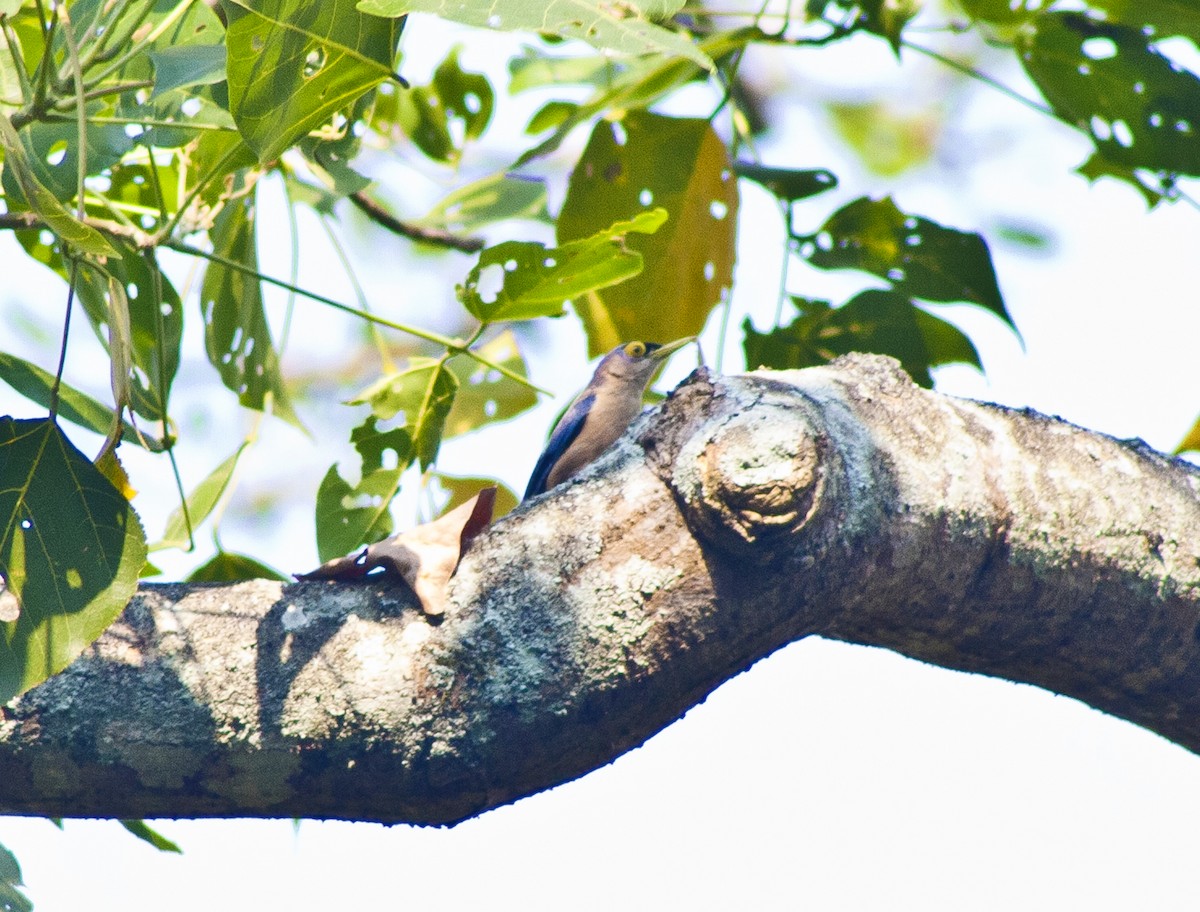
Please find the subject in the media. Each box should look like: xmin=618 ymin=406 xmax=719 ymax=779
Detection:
xmin=624 ymin=341 xmax=647 ymax=358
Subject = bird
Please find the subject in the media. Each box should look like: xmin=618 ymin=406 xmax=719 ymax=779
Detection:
xmin=524 ymin=337 xmax=694 ymax=500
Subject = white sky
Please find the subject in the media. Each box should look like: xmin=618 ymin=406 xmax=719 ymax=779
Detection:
xmin=3 ymin=7 xmax=1200 ymax=910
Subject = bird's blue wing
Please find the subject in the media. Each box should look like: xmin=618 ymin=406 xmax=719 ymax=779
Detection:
xmin=524 ymin=392 xmax=594 ymax=499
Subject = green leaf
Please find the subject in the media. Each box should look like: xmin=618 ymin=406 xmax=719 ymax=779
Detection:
xmin=315 ymin=463 xmax=396 ymax=562
xmin=912 ymin=307 xmax=982 ymax=371
xmin=118 ymin=820 xmax=183 ymax=854
xmin=953 ymin=0 xmax=1036 ymax=24
xmin=0 ymin=842 xmax=22 ymax=885
xmin=200 ymin=197 xmax=303 ymax=428
xmin=805 ymin=196 xmax=1014 ymax=330
xmin=524 ymin=101 xmax=579 ymax=135
xmin=434 ymin=473 xmax=518 ymax=520
xmin=187 ymin=551 xmax=290 ymax=582
xmin=0 ymin=117 xmax=132 ymax=202
xmin=444 ymin=331 xmax=538 ymax=436
xmin=419 ymin=173 xmax=548 ymax=232
xmin=223 ymin=0 xmax=402 ymax=162
xmin=356 ymin=0 xmax=712 ymax=70
xmin=1077 ymin=150 xmax=1164 ymax=206
xmin=155 ymin=447 xmax=247 ymax=550
xmin=557 ymin=112 xmax=738 ymax=356
xmin=149 ymin=44 xmax=228 ymax=97
xmin=1085 ymin=0 xmax=1200 ymax=44
xmin=109 ymin=0 xmax=231 ymax=150
xmin=391 ymin=45 xmax=494 ymax=163
xmin=0 ymin=842 xmax=31 ymax=912
xmin=458 ymin=209 xmax=667 ymax=324
xmin=0 ymin=418 xmax=147 ymax=702
xmin=0 ymin=352 xmax=164 ymax=451
xmin=1018 ymin=11 xmax=1200 ymax=177
xmin=315 ymin=417 xmax=409 ymax=562
xmin=508 ymin=47 xmax=622 ymax=94
xmin=734 ymin=163 xmax=838 ymax=202
xmin=349 ymin=359 xmax=459 ymax=468
xmin=743 ymin=292 xmax=978 ymax=389
xmin=0 ymin=114 xmax=117 ymax=257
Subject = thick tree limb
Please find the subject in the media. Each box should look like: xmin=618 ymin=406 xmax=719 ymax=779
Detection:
xmin=2 ymin=355 xmax=1198 ymax=825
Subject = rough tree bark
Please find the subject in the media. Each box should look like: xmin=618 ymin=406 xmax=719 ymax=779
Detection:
xmin=2 ymin=354 xmax=1198 ymax=825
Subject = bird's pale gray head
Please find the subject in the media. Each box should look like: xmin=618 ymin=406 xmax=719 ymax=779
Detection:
xmin=596 ymin=337 xmax=693 ymax=386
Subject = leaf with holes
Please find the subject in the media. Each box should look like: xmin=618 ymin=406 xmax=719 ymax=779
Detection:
xmin=444 ymin=331 xmax=538 ymax=437
xmin=313 ymin=418 xmax=411 ymax=560
xmin=1077 ymin=150 xmax=1164 ymax=206
xmin=557 ymin=112 xmax=738 ymax=356
xmin=734 ymin=163 xmax=838 ymax=202
xmin=391 ymin=46 xmax=494 ymax=163
xmin=224 ymin=0 xmax=402 ymax=162
xmin=1086 ymin=0 xmax=1200 ymax=44
xmin=200 ymin=197 xmax=302 ymax=427
xmin=806 ymin=196 xmax=1014 ymax=330
xmin=742 ymin=292 xmax=980 ymax=389
xmin=0 ymin=418 xmax=147 ymax=702
xmin=356 ymin=0 xmax=711 ymax=69
xmin=1018 ymin=11 xmax=1200 ymax=177
xmin=349 ymin=359 xmax=459 ymax=468
xmin=0 ymin=118 xmax=132 ymax=203
xmin=458 ymin=209 xmax=667 ymax=324
xmin=315 ymin=466 xmax=397 ymax=562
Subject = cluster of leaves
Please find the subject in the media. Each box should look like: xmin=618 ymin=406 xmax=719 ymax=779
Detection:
xmin=0 ymin=0 xmax=1198 ymax=715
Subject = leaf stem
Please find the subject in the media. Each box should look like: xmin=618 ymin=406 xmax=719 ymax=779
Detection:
xmin=900 ymin=37 xmax=1054 ymax=119
xmin=167 ymin=240 xmax=460 ymax=348
xmin=50 ymin=258 xmax=80 ymax=420
xmin=51 ymin=79 xmax=154 ymax=107
xmin=169 ymin=241 xmax=550 ymax=394
xmin=2 ymin=19 xmax=33 ymax=104
xmin=41 ymin=112 xmax=235 ymax=132
xmin=317 ymin=211 xmax=394 ymax=371
xmin=58 ymin=4 xmax=88 ymax=224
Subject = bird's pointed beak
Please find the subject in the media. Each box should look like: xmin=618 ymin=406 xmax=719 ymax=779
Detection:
xmin=648 ymin=336 xmax=695 ymax=362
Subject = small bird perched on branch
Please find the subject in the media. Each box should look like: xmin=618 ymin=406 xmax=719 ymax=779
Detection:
xmin=524 ymin=337 xmax=694 ymax=500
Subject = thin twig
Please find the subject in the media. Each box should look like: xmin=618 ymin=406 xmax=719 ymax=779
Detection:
xmin=901 ymin=36 xmax=1055 ymax=119
xmin=349 ymin=191 xmax=485 ymax=254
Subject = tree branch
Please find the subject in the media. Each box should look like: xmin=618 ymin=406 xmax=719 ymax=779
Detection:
xmin=2 ymin=355 xmax=1198 ymax=825
xmin=349 ymin=191 xmax=485 ymax=254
